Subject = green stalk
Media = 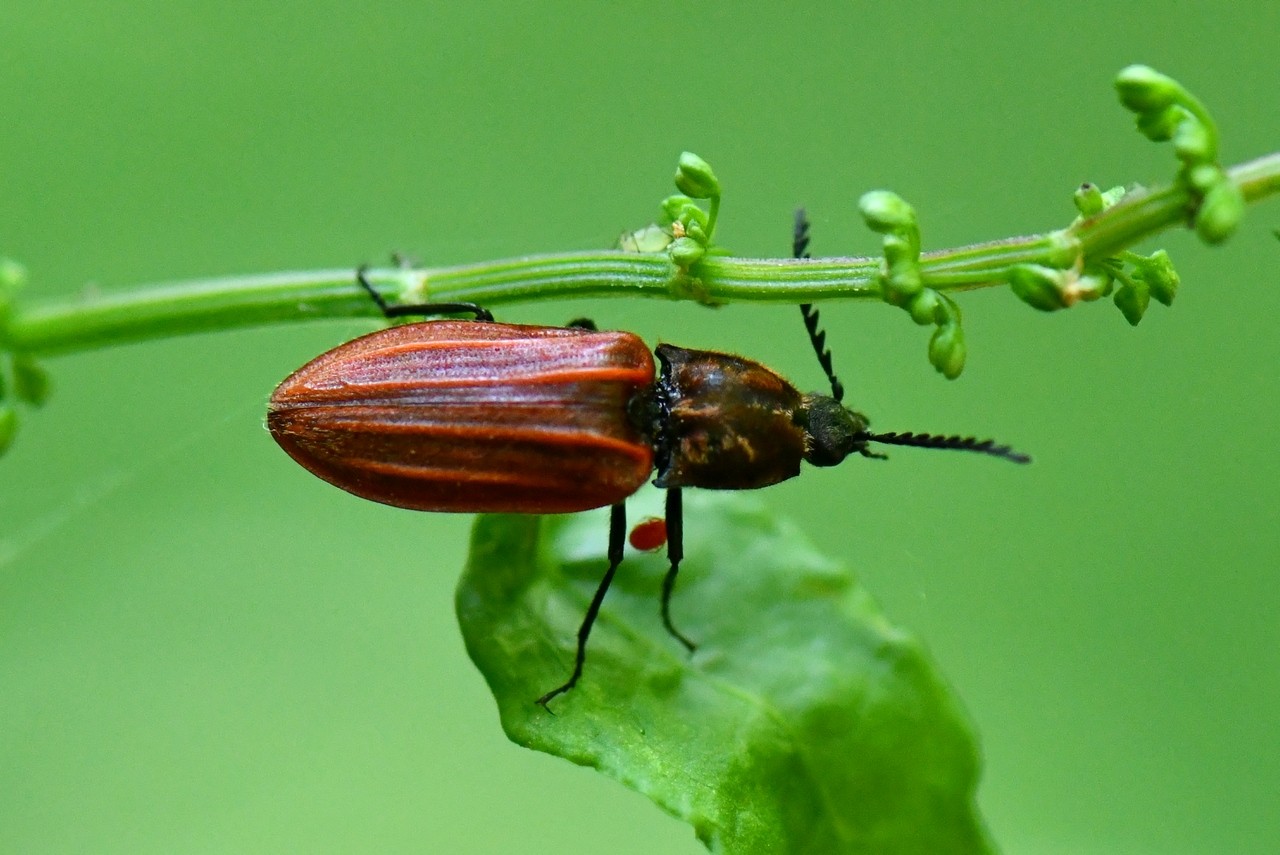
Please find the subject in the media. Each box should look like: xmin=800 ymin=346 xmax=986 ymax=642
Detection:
xmin=3 ymin=152 xmax=1277 ymax=359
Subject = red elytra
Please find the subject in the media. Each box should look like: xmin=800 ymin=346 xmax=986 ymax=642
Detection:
xmin=268 ymin=321 xmax=655 ymax=515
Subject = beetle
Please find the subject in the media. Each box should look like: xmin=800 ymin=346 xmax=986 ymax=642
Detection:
xmin=267 ymin=212 xmax=1029 ymax=707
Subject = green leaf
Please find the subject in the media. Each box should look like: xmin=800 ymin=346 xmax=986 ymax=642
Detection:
xmin=456 ymin=487 xmax=994 ymax=854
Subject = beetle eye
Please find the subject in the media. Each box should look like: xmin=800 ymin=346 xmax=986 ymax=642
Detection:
xmin=800 ymin=396 xmax=869 ymax=468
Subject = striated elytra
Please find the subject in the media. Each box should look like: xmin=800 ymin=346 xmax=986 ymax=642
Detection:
xmin=268 ymin=321 xmax=656 ymax=515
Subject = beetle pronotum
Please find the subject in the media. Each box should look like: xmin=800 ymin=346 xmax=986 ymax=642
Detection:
xmin=267 ymin=212 xmax=1028 ymax=707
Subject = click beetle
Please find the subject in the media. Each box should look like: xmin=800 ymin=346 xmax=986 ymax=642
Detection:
xmin=267 ymin=212 xmax=1028 ymax=707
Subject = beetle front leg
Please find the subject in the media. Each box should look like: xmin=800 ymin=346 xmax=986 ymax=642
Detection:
xmin=536 ymin=502 xmax=628 ymax=709
xmin=660 ymin=487 xmax=697 ymax=653
xmin=356 ymin=265 xmax=494 ymax=322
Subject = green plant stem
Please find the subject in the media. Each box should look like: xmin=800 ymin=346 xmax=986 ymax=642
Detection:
xmin=4 ymin=152 xmax=1278 ymax=359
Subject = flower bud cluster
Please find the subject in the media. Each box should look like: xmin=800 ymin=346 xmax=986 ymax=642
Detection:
xmin=660 ymin=153 xmax=722 ymax=272
xmin=859 ymin=191 xmax=966 ymax=378
xmin=1116 ymin=65 xmax=1243 ymax=244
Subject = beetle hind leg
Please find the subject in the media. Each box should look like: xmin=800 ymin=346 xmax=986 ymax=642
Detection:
xmin=536 ymin=502 xmax=628 ymax=709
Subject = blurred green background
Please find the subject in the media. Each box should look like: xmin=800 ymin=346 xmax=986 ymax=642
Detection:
xmin=2 ymin=2 xmax=1277 ymax=852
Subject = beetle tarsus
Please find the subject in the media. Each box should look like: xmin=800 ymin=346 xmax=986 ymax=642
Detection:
xmin=660 ymin=564 xmax=697 ymax=653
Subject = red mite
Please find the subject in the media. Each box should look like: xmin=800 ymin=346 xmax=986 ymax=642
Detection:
xmin=628 ymin=517 xmax=667 ymax=552
xmin=267 ymin=212 xmax=1030 ymax=707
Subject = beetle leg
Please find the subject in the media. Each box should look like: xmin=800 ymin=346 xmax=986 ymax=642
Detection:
xmin=536 ymin=502 xmax=628 ymax=709
xmin=793 ymin=210 xmax=846 ymax=404
xmin=565 ymin=318 xmax=598 ymax=331
xmin=356 ymin=265 xmax=494 ymax=322
xmin=660 ymin=487 xmax=697 ymax=653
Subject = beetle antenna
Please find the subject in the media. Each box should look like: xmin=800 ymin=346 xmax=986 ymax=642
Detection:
xmin=794 ymin=210 xmax=845 ymax=403
xmin=864 ymin=431 xmax=1032 ymax=464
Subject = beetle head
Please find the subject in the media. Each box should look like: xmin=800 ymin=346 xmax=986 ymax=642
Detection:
xmin=800 ymin=395 xmax=874 ymax=467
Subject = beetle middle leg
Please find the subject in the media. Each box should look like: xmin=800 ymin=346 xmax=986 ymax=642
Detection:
xmin=660 ymin=487 xmax=697 ymax=653
xmin=356 ymin=265 xmax=494 ymax=322
xmin=537 ymin=502 xmax=628 ymax=709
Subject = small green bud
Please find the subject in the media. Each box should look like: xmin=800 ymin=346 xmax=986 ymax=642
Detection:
xmin=1135 ymin=105 xmax=1184 ymax=142
xmin=673 ymin=152 xmax=720 ymax=200
xmin=0 ymin=405 xmax=16 ymax=457
xmin=1074 ymin=183 xmax=1105 ymax=217
xmin=1185 ymin=164 xmax=1220 ymax=194
xmin=683 ymin=220 xmax=706 ymax=243
xmin=883 ymin=267 xmax=923 ymax=307
xmin=13 ymin=357 xmax=50 ymax=407
xmin=618 ymin=223 xmax=673 ymax=253
xmin=859 ymin=190 xmax=916 ymax=234
xmin=1113 ymin=280 xmax=1150 ymax=326
xmin=928 ymin=323 xmax=966 ymax=379
xmin=0 ymin=259 xmax=27 ymax=329
xmin=0 ymin=258 xmax=26 ymax=296
xmin=686 ymin=205 xmax=710 ymax=231
xmin=1008 ymin=265 xmax=1067 ymax=312
xmin=1135 ymin=250 xmax=1179 ymax=306
xmin=1172 ymin=118 xmax=1213 ymax=163
xmin=907 ymin=288 xmax=942 ymax=325
xmin=1115 ymin=65 xmax=1179 ymax=113
xmin=660 ymin=195 xmax=709 ymax=231
xmin=668 ymin=236 xmax=705 ymax=268
xmin=660 ymin=194 xmax=695 ymax=222
xmin=1194 ymin=179 xmax=1245 ymax=244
